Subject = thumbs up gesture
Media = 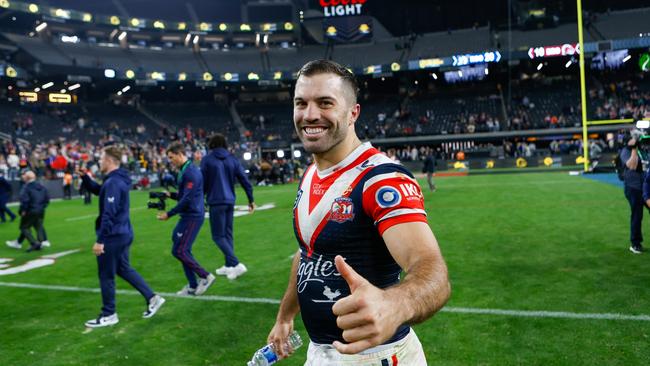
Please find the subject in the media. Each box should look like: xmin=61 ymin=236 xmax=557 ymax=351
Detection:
xmin=331 ymin=255 xmax=404 ymax=354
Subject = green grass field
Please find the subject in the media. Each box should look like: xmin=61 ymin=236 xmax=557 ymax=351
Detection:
xmin=1 ymin=172 xmax=649 ymax=365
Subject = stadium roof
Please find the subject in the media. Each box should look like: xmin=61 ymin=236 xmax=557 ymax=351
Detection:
xmin=42 ymin=0 xmax=650 ymax=36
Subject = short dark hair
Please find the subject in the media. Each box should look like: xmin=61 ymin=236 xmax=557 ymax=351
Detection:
xmin=165 ymin=142 xmax=185 ymax=155
xmin=103 ymin=146 xmax=122 ymax=165
xmin=297 ymin=59 xmax=359 ymax=103
xmin=208 ymin=134 xmax=227 ymax=150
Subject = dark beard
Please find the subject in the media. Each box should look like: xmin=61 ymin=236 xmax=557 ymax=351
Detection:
xmin=301 ymin=123 xmax=346 ymax=154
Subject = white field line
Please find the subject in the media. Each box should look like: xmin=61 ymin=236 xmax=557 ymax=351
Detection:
xmin=7 ymin=196 xmax=83 ymax=207
xmin=65 ymin=207 xmax=147 ymax=221
xmin=1 ymin=281 xmax=649 ymax=321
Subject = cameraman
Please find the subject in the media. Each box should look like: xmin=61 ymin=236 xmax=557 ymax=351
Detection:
xmin=620 ymin=131 xmax=645 ymax=254
xmin=157 ymin=143 xmax=215 ymax=296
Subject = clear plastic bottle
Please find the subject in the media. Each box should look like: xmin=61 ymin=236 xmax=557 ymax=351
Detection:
xmin=247 ymin=331 xmax=303 ymax=366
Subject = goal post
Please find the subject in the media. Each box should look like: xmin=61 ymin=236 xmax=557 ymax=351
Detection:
xmin=576 ymin=0 xmax=634 ymax=172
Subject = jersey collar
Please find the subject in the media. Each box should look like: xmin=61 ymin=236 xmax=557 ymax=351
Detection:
xmin=316 ymin=142 xmax=373 ymax=178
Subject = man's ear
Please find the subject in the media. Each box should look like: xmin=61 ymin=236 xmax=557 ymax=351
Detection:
xmin=349 ymin=103 xmax=361 ymax=126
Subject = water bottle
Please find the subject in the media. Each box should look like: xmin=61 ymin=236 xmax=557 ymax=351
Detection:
xmin=247 ymin=331 xmax=303 ymax=366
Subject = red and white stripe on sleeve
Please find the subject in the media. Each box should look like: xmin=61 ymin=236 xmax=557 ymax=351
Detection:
xmin=362 ymin=171 xmax=427 ymax=235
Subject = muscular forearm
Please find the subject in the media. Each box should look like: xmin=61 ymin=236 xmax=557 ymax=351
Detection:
xmin=387 ymin=254 xmax=450 ymax=325
xmin=276 ymin=250 xmax=301 ymax=322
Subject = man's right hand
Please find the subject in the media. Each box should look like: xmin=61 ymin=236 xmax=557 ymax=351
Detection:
xmin=628 ymin=138 xmax=637 ymax=147
xmin=266 ymin=319 xmax=294 ymax=359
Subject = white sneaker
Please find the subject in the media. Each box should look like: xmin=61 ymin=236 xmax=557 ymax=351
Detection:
xmin=40 ymin=241 xmax=51 ymax=248
xmin=195 ymin=274 xmax=216 ymax=296
xmin=176 ymin=285 xmax=196 ymax=296
xmin=85 ymin=313 xmax=119 ymax=328
xmin=143 ymin=294 xmax=166 ymax=318
xmin=629 ymin=245 xmax=643 ymax=254
xmin=227 ymin=263 xmax=248 ymax=280
xmin=215 ymin=265 xmax=232 ymax=276
xmin=5 ymin=240 xmax=21 ymax=249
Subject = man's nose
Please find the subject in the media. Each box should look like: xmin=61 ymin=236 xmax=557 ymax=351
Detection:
xmin=304 ymin=103 xmax=321 ymax=122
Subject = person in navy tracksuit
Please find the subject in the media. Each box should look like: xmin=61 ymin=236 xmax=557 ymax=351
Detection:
xmin=5 ymin=171 xmax=49 ymax=252
xmin=80 ymin=145 xmax=165 ymax=328
xmin=157 ymin=142 xmax=215 ymax=296
xmin=201 ymin=134 xmax=255 ymax=280
xmin=0 ymin=175 xmax=16 ymax=223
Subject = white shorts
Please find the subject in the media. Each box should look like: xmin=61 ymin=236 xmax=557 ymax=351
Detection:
xmin=304 ymin=330 xmax=427 ymax=366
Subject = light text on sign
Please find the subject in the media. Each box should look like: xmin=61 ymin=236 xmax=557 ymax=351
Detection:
xmin=527 ymin=44 xmax=580 ymax=59
xmin=320 ymin=0 xmax=367 ymax=17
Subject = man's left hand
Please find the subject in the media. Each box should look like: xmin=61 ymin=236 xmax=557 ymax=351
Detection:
xmin=331 ymin=255 xmax=403 ymax=354
xmin=92 ymin=243 xmax=104 ymax=256
xmin=157 ymin=212 xmax=169 ymax=221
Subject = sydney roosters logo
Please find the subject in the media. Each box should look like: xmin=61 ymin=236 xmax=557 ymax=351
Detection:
xmin=329 ymin=197 xmax=354 ymax=223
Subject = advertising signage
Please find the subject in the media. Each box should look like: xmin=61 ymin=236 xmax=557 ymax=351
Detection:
xmin=320 ymin=0 xmax=367 ymax=17
xmin=527 ymin=43 xmax=580 ymax=59
xmin=452 ymin=51 xmax=501 ymax=66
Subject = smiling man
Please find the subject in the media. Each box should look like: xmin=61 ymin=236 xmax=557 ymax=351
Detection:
xmin=266 ymin=60 xmax=451 ymax=365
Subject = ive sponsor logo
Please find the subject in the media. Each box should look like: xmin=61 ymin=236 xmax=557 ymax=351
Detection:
xmin=399 ymin=183 xmax=422 ymax=201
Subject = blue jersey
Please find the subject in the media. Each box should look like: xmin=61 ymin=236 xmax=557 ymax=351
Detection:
xmin=201 ymin=148 xmax=254 ymax=206
xmin=82 ymin=168 xmax=133 ymax=243
xmin=293 ymin=143 xmax=428 ymax=345
xmin=168 ymin=161 xmax=205 ymax=219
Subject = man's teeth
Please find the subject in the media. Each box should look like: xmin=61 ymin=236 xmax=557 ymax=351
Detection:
xmin=305 ymin=127 xmax=325 ymax=134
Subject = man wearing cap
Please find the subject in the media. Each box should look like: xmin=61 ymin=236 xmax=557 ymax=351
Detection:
xmin=5 ymin=170 xmax=50 ymax=252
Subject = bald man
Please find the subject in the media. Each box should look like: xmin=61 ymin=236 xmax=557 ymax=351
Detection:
xmin=6 ymin=170 xmax=50 ymax=252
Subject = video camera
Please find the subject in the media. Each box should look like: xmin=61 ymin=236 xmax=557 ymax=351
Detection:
xmin=147 ymin=191 xmax=168 ymax=210
xmin=630 ymin=119 xmax=650 ymax=161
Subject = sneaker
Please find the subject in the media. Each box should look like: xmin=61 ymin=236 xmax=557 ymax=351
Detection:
xmin=26 ymin=244 xmax=42 ymax=252
xmin=143 ymin=294 xmax=166 ymax=318
xmin=630 ymin=245 xmax=643 ymax=254
xmin=5 ymin=240 xmax=21 ymax=249
xmin=195 ymin=274 xmax=216 ymax=296
xmin=176 ymin=285 xmax=196 ymax=296
xmin=227 ymin=263 xmax=248 ymax=280
xmin=40 ymin=241 xmax=51 ymax=248
xmin=85 ymin=313 xmax=119 ymax=328
xmin=215 ymin=265 xmax=232 ymax=276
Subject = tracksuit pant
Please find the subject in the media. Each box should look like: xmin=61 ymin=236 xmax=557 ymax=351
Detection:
xmin=209 ymin=204 xmax=239 ymax=267
xmin=624 ymin=186 xmax=644 ymax=247
xmin=97 ymin=234 xmax=154 ymax=316
xmin=171 ymin=217 xmax=209 ymax=289
xmin=0 ymin=196 xmax=16 ymax=222
xmin=19 ymin=212 xmax=47 ymax=247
